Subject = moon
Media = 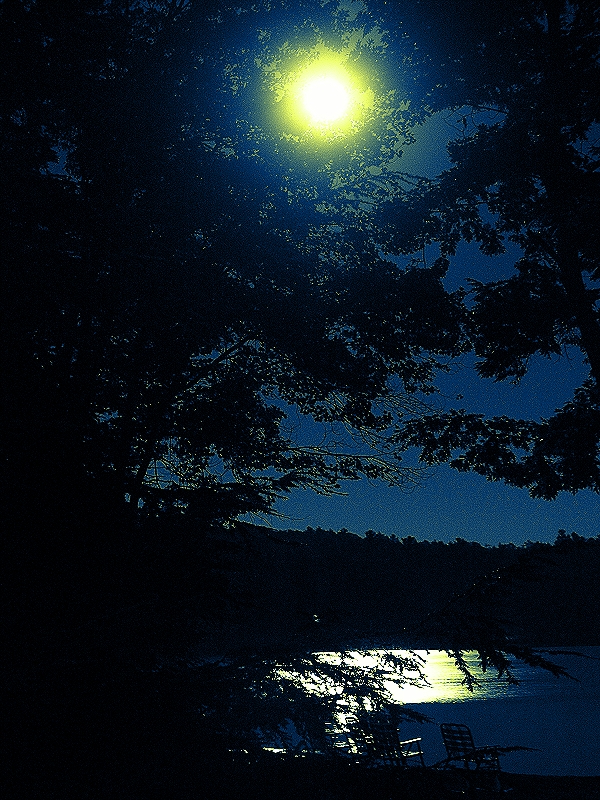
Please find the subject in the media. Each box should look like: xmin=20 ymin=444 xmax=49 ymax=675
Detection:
xmin=301 ymin=75 xmax=350 ymax=124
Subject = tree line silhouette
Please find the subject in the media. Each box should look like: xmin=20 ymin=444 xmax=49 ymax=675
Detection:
xmin=230 ymin=526 xmax=600 ymax=652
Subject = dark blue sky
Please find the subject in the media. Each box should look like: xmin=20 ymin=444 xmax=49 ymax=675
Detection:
xmin=264 ymin=112 xmax=599 ymax=546
xmin=269 ymin=354 xmax=598 ymax=546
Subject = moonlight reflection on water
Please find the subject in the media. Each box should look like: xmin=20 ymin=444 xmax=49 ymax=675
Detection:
xmin=276 ymin=650 xmax=525 ymax=707
xmin=270 ymin=648 xmax=600 ymax=774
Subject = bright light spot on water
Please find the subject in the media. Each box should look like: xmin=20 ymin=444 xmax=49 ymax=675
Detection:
xmin=276 ymin=650 xmax=526 ymax=709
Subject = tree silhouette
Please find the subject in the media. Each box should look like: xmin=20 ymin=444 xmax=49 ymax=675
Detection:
xmin=2 ymin=5 xmax=468 ymax=786
xmin=3 ymin=2 xmax=591 ymax=795
xmin=3 ymin=0 xmax=467 ymax=538
xmin=381 ymin=0 xmax=600 ymax=498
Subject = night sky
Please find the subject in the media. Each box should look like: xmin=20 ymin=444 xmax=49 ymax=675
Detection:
xmin=267 ymin=112 xmax=599 ymax=545
xmin=269 ymin=360 xmax=598 ymax=545
xmin=11 ymin=1 xmax=598 ymax=548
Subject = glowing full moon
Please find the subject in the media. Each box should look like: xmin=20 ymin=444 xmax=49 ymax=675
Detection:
xmin=302 ymin=76 xmax=350 ymax=124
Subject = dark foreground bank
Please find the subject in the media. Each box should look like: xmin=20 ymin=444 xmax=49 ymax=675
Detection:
xmin=201 ymin=753 xmax=600 ymax=800
xmin=11 ymin=738 xmax=599 ymax=800
xmin=166 ymin=751 xmax=600 ymax=800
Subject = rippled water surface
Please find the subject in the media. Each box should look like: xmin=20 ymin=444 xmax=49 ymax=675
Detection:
xmin=313 ymin=648 xmax=545 ymax=703
xmin=293 ymin=647 xmax=600 ymax=776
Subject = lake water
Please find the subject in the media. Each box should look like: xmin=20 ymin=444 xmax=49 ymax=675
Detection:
xmin=294 ymin=647 xmax=600 ymax=776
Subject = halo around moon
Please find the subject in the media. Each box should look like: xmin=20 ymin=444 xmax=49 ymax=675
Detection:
xmin=263 ymin=43 xmax=376 ymax=140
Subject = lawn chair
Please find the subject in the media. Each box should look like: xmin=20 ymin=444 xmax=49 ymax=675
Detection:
xmin=355 ymin=711 xmax=426 ymax=769
xmin=323 ymin=715 xmax=367 ymax=760
xmin=439 ymin=723 xmax=501 ymax=772
xmin=437 ymin=723 xmax=514 ymax=795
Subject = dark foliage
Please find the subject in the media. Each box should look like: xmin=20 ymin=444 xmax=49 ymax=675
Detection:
xmin=227 ymin=525 xmax=600 ymax=650
xmin=380 ymin=0 xmax=600 ymax=497
xmin=3 ymin=1 xmax=598 ymax=796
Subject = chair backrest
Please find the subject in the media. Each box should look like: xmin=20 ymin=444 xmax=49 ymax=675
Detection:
xmin=322 ymin=712 xmax=426 ymax=767
xmin=363 ymin=714 xmax=402 ymax=765
xmin=440 ymin=723 xmax=476 ymax=760
xmin=342 ymin=714 xmax=369 ymax=756
xmin=360 ymin=711 xmax=424 ymax=768
xmin=440 ymin=723 xmax=501 ymax=772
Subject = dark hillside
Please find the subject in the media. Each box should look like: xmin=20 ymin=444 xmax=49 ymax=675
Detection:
xmin=501 ymin=533 xmax=600 ymax=646
xmin=215 ymin=526 xmax=600 ymax=651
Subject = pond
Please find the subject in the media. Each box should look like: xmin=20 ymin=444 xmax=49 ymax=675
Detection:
xmin=279 ymin=646 xmax=600 ymax=776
